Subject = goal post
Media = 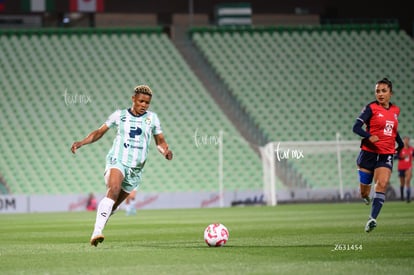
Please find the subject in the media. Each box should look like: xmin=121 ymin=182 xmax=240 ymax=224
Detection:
xmin=259 ymin=134 xmax=361 ymax=206
xmin=259 ymin=142 xmax=277 ymax=206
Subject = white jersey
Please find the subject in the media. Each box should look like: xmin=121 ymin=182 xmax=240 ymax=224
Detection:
xmin=105 ymin=109 xmax=162 ymax=168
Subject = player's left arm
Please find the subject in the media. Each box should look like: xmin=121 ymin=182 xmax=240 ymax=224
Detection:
xmin=154 ymin=133 xmax=173 ymax=160
xmin=395 ymin=132 xmax=404 ymax=153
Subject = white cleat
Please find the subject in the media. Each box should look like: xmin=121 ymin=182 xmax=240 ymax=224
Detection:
xmin=365 ymin=218 xmax=377 ymax=233
xmin=362 ymin=197 xmax=371 ymax=205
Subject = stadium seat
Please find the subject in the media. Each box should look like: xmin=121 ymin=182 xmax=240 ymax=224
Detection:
xmin=0 ymin=28 xmax=262 ymax=195
xmin=191 ymin=25 xmax=414 ymax=189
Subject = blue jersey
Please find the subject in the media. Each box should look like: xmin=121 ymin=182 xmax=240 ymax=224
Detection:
xmin=105 ymin=108 xmax=162 ymax=168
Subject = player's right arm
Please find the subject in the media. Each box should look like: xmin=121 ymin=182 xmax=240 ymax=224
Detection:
xmin=71 ymin=124 xmax=109 ymax=154
xmin=352 ymin=103 xmax=379 ymax=143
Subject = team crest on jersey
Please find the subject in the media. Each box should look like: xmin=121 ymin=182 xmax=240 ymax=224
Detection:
xmin=384 ymin=120 xmax=394 ymax=136
xmin=145 ymin=117 xmax=151 ymax=125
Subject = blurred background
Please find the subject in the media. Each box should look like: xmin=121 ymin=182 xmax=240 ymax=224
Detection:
xmin=0 ymin=0 xmax=413 ymax=212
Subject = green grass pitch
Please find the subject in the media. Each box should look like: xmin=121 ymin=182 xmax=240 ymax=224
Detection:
xmin=1 ymin=202 xmax=413 ymax=274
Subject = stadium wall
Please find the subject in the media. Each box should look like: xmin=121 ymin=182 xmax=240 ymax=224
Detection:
xmin=0 ymin=190 xmax=264 ymax=214
xmin=0 ymin=187 xmax=371 ymax=214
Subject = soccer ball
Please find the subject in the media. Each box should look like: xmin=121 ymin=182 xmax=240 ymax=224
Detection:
xmin=204 ymin=223 xmax=229 ymax=247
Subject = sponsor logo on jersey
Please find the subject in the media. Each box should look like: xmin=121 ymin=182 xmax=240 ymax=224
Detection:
xmin=123 ymin=143 xmax=143 ymax=149
xmin=129 ymin=126 xmax=142 ymax=138
xmin=384 ymin=120 xmax=394 ymax=136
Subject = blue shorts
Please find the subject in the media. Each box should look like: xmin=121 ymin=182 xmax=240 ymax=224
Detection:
xmin=104 ymin=156 xmax=143 ymax=193
xmin=398 ymin=169 xmax=410 ymax=177
xmin=356 ymin=150 xmax=394 ymax=172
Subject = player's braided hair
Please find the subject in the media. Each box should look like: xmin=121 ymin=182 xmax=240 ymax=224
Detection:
xmin=134 ymin=85 xmax=153 ymax=97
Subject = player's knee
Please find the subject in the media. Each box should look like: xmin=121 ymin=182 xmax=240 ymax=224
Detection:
xmin=375 ymin=178 xmax=389 ymax=189
xmin=359 ymin=170 xmax=373 ymax=185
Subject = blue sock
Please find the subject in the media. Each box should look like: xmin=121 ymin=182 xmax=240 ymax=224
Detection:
xmin=407 ymin=187 xmax=411 ymax=201
xmin=370 ymin=192 xmax=385 ymax=219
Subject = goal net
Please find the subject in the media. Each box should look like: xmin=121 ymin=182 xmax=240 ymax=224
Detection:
xmin=259 ymin=134 xmax=368 ymax=205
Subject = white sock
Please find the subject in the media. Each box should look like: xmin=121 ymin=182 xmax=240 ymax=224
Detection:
xmin=92 ymin=197 xmax=115 ymax=236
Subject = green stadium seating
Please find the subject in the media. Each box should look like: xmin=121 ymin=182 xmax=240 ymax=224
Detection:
xmin=0 ymin=28 xmax=262 ymax=195
xmin=191 ymin=25 xmax=414 ymax=190
xmin=2 ymin=25 xmax=413 ymax=195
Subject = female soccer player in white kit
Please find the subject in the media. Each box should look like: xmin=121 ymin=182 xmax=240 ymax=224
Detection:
xmin=71 ymin=85 xmax=173 ymax=246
